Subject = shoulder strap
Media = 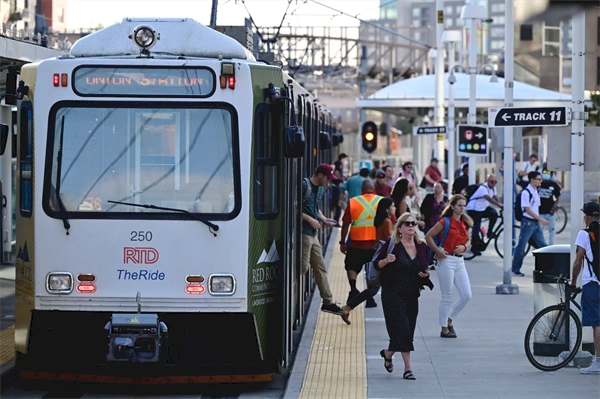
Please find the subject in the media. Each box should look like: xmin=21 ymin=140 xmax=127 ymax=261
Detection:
xmin=525 ymin=188 xmax=534 ymax=204
xmin=583 ymin=228 xmax=597 ymax=278
xmin=386 ymin=237 xmax=395 ymax=256
xmin=439 ymin=216 xmax=451 ymax=247
xmin=303 ymin=177 xmax=312 ymax=203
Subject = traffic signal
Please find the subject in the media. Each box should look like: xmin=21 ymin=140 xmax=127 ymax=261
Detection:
xmin=361 ymin=121 xmax=378 ymax=153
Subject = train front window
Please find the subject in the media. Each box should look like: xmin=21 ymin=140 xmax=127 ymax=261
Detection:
xmin=44 ymin=102 xmax=239 ymax=219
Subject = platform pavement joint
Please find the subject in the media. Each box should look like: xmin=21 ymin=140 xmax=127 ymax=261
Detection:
xmin=286 ymin=221 xmax=600 ymax=399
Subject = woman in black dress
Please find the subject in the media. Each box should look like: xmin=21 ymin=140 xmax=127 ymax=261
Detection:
xmin=375 ymin=212 xmax=431 ymax=380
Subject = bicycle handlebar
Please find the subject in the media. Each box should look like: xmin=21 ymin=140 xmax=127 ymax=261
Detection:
xmin=533 ymin=271 xmax=583 ymax=296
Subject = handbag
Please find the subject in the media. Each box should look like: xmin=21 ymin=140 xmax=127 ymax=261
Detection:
xmin=366 ymin=238 xmax=395 ymax=288
xmin=419 ymin=176 xmax=427 ymax=189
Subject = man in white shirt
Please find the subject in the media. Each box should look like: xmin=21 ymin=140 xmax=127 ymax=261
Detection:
xmin=511 ymin=171 xmax=549 ymax=276
xmin=517 ymin=154 xmax=539 ymax=190
xmin=571 ymin=202 xmax=600 ymax=374
xmin=466 ymin=174 xmax=503 ymax=256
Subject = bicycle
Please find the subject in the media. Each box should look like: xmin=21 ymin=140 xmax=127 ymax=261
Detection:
xmin=554 ymin=205 xmax=568 ymax=234
xmin=464 ymin=210 xmax=531 ymax=260
xmin=524 ymin=272 xmax=583 ymax=371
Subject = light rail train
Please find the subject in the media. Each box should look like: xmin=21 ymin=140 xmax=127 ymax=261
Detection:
xmin=13 ymin=17 xmax=341 ymax=383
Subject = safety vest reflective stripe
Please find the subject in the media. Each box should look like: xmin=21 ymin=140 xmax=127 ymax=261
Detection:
xmin=349 ymin=194 xmax=382 ymax=241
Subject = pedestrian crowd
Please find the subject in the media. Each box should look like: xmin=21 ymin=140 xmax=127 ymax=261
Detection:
xmin=301 ymin=154 xmax=599 ymax=379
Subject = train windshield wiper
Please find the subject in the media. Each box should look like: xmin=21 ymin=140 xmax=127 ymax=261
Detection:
xmin=54 ymin=115 xmax=71 ymax=235
xmin=107 ymin=200 xmax=219 ymax=237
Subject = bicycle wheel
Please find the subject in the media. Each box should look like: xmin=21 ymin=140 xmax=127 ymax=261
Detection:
xmin=524 ymin=305 xmax=582 ymax=372
xmin=555 ymin=206 xmax=568 ymax=234
xmin=494 ymin=226 xmax=531 ymax=258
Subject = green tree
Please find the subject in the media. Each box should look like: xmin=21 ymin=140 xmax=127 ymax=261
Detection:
xmin=585 ymin=93 xmax=600 ymax=126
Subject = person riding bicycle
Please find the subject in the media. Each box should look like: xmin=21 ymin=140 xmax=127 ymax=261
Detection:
xmin=466 ymin=174 xmax=503 ymax=257
xmin=538 ymin=163 xmax=561 ymax=245
xmin=570 ymin=202 xmax=600 ymax=374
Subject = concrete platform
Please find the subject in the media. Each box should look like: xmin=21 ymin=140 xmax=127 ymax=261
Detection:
xmin=285 ymin=225 xmax=600 ymax=399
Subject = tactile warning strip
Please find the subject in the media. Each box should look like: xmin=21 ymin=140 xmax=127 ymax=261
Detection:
xmin=299 ymin=230 xmax=367 ymax=399
xmin=0 ymin=325 xmax=15 ymax=366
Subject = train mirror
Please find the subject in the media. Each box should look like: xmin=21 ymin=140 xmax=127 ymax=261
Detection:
xmin=319 ymin=131 xmax=331 ymax=150
xmin=0 ymin=124 xmax=8 ymax=156
xmin=332 ymin=133 xmax=340 ymax=146
xmin=284 ymin=125 xmax=305 ymax=158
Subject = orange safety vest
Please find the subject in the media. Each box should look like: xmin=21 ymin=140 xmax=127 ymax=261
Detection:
xmin=349 ymin=193 xmax=382 ymax=241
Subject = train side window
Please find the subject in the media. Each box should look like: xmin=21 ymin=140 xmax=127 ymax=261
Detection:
xmin=19 ymin=101 xmax=33 ymax=217
xmin=253 ymin=103 xmax=280 ymax=220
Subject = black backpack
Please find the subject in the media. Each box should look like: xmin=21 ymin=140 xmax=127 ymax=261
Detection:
xmin=584 ymin=221 xmax=599 ymax=279
xmin=514 ymin=188 xmax=534 ymax=222
xmin=463 ymin=184 xmax=480 ymax=203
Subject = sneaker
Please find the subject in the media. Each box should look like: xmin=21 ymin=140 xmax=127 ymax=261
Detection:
xmin=321 ymin=303 xmax=346 ymax=315
xmin=440 ymin=330 xmax=457 ymax=338
xmin=580 ymin=361 xmax=600 ymax=374
xmin=512 ymin=271 xmax=525 ymax=277
xmin=365 ymin=299 xmax=378 ymax=308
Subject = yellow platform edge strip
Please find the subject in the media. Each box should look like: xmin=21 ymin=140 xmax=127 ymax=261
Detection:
xmin=299 ymin=230 xmax=367 ymax=399
xmin=0 ymin=325 xmax=15 ymax=365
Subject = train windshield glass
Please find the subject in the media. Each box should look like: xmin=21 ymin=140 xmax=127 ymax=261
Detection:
xmin=45 ymin=103 xmax=238 ymax=218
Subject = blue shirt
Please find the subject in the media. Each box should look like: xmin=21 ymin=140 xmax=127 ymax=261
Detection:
xmin=302 ymin=179 xmax=324 ymax=237
xmin=341 ymin=175 xmax=365 ymax=200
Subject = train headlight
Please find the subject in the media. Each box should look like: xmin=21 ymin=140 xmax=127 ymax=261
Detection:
xmin=46 ymin=272 xmax=73 ymax=294
xmin=131 ymin=25 xmax=158 ymax=50
xmin=209 ymin=274 xmax=235 ymax=295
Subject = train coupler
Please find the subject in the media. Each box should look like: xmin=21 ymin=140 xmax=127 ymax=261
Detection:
xmin=105 ymin=313 xmax=168 ymax=363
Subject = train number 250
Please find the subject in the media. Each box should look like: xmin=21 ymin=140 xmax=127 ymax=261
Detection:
xmin=130 ymin=231 xmax=153 ymax=241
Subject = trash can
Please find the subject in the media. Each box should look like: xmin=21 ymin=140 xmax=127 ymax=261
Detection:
xmin=532 ymin=245 xmax=571 ymax=357
xmin=532 ymin=245 xmax=571 ymax=315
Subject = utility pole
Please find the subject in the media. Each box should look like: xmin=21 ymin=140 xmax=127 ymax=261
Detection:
xmin=210 ymin=0 xmax=218 ymax=26
xmin=359 ymin=45 xmax=367 ymax=159
xmin=497 ymin=0 xmax=518 ymax=295
xmin=434 ymin=0 xmax=445 ymax=175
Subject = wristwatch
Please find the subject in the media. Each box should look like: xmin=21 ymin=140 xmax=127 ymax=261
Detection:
xmin=339 ymin=241 xmax=345 ymax=245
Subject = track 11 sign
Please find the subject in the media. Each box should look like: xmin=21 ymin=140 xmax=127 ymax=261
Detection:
xmin=488 ymin=106 xmax=568 ymax=127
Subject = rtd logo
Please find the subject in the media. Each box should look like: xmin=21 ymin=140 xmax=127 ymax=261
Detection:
xmin=124 ymin=247 xmax=159 ymax=264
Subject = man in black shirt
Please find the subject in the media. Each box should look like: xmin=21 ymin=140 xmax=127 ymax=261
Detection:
xmin=538 ymin=166 xmax=562 ymax=245
xmin=452 ymin=164 xmax=469 ymax=195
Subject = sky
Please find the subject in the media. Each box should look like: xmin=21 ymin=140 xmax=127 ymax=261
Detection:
xmin=65 ymin=0 xmax=382 ymax=31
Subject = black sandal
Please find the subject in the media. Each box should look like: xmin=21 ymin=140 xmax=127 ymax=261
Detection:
xmin=403 ymin=370 xmax=416 ymax=380
xmin=380 ymin=349 xmax=393 ymax=373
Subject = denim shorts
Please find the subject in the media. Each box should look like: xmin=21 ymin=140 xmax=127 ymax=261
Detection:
xmin=581 ymin=282 xmax=600 ymax=327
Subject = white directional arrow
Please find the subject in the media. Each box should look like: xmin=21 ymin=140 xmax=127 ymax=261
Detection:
xmin=502 ymin=113 xmax=511 ymax=122
xmin=475 ymin=132 xmax=483 ymax=139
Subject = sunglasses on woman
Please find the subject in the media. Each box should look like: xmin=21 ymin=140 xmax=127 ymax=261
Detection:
xmin=402 ymin=221 xmax=417 ymax=227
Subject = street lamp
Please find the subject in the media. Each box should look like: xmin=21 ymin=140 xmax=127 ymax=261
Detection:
xmin=443 ymin=29 xmax=462 ymax=191
xmin=460 ymin=2 xmax=486 ymax=185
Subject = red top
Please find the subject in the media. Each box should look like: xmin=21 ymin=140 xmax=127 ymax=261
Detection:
xmin=438 ymin=217 xmax=469 ymax=253
xmin=374 ymin=183 xmax=392 ymax=197
xmin=376 ymin=218 xmax=393 ymax=241
xmin=425 ymin=165 xmax=442 ymax=187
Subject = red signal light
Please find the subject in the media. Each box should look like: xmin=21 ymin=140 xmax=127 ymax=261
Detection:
xmin=185 ymin=285 xmax=205 ymax=294
xmin=228 ymin=76 xmax=235 ymax=89
xmin=53 ymin=74 xmax=60 ymax=87
xmin=77 ymin=283 xmax=96 ymax=293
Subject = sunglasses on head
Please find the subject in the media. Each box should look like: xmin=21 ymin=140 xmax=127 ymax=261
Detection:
xmin=402 ymin=221 xmax=417 ymax=227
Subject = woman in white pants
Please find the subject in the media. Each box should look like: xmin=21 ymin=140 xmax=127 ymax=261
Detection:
xmin=425 ymin=194 xmax=473 ymax=338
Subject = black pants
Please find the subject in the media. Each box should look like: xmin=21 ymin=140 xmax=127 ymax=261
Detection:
xmin=468 ymin=207 xmax=499 ymax=250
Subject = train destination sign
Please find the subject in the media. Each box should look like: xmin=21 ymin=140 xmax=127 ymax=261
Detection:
xmin=413 ymin=125 xmax=447 ymax=135
xmin=488 ymin=106 xmax=568 ymax=127
xmin=73 ymin=67 xmax=216 ymax=97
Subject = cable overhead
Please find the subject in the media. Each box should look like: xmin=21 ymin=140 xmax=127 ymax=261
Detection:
xmin=308 ymin=0 xmax=431 ymax=49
